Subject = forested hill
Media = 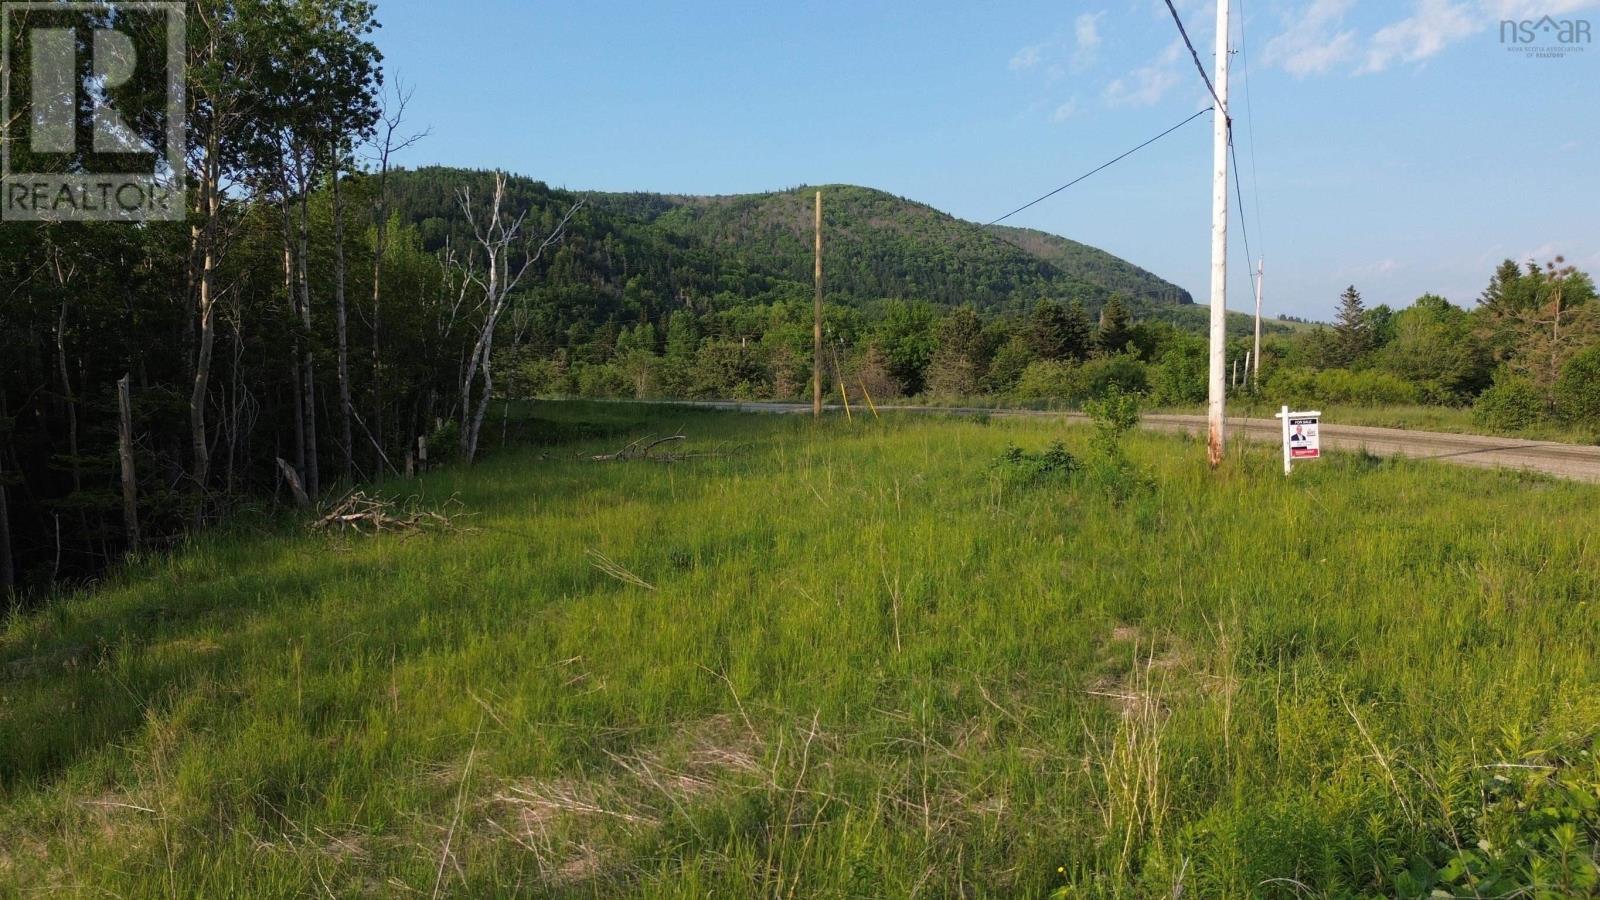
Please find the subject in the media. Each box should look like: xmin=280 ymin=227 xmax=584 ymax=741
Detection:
xmin=387 ymin=168 xmax=1192 ymax=315
xmin=987 ymin=225 xmax=1193 ymax=306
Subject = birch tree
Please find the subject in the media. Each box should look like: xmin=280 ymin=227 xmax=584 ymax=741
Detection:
xmin=455 ymin=173 xmax=581 ymax=463
xmin=366 ymin=81 xmax=427 ymax=463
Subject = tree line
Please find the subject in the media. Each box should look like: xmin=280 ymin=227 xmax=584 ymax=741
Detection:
xmin=1264 ymin=260 xmax=1599 ymax=428
xmin=0 ymin=2 xmax=575 ymax=595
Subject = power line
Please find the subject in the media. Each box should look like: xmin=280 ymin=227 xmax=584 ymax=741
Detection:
xmin=985 ymin=107 xmax=1211 ymax=228
xmin=1236 ymin=0 xmax=1264 ymax=255
xmin=1162 ymin=0 xmax=1227 ymax=122
xmin=1230 ymin=136 xmax=1253 ymax=277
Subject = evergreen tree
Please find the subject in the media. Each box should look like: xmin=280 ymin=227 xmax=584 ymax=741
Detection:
xmin=1479 ymin=259 xmax=1533 ymax=314
xmin=1097 ymin=295 xmax=1132 ymax=354
xmin=1333 ymin=285 xmax=1371 ymax=366
xmin=1064 ymin=301 xmax=1094 ymax=361
xmin=1028 ymin=300 xmax=1092 ymax=362
xmin=927 ymin=307 xmax=985 ymax=396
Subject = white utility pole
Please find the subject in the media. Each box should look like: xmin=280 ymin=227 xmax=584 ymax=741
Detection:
xmin=1252 ymin=257 xmax=1263 ymax=387
xmin=1206 ymin=0 xmax=1232 ymax=467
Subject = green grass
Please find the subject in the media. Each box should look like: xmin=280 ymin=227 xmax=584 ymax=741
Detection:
xmin=4 ymin=403 xmax=1600 ymax=897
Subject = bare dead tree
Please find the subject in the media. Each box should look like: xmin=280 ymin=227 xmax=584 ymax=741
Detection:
xmin=50 ymin=243 xmax=82 ymax=495
xmin=454 ymin=173 xmax=581 ymax=462
xmin=366 ymin=79 xmax=429 ymax=461
xmin=332 ymin=153 xmax=354 ymax=484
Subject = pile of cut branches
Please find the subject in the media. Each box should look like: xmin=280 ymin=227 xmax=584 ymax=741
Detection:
xmin=311 ymin=490 xmax=470 ymax=536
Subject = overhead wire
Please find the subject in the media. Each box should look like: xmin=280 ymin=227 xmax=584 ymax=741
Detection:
xmin=1161 ymin=0 xmax=1227 ymax=122
xmin=985 ymin=107 xmax=1211 ymax=228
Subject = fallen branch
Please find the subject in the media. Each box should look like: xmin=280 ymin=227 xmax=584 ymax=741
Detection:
xmin=588 ymin=433 xmax=746 ymax=464
xmin=310 ymin=490 xmax=469 ymax=536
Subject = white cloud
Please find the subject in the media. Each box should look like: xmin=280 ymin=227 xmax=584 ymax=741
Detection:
xmin=1360 ymin=0 xmax=1478 ymax=73
xmin=1104 ymin=39 xmax=1185 ymax=106
xmin=1076 ymin=12 xmax=1105 ymax=53
xmin=1264 ymin=0 xmax=1600 ymax=77
xmin=1010 ymin=44 xmax=1043 ymax=71
xmin=1484 ymin=0 xmax=1597 ymax=17
xmin=1051 ymin=99 xmax=1080 ymax=122
xmin=1262 ymin=0 xmax=1359 ymax=76
xmin=1009 ymin=9 xmax=1107 ymax=77
xmin=1375 ymin=259 xmax=1402 ymax=274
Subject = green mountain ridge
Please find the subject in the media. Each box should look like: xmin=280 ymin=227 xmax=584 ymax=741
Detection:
xmin=391 ymin=169 xmax=1195 ymax=320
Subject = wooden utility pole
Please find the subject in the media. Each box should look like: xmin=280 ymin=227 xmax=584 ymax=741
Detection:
xmin=813 ymin=190 xmax=823 ymax=419
xmin=1252 ymin=257 xmax=1263 ymax=387
xmin=116 ymin=374 xmax=140 ymax=553
xmin=1206 ymin=0 xmax=1232 ymax=468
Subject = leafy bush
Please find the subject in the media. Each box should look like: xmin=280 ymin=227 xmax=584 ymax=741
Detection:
xmin=1012 ymin=356 xmax=1150 ymax=405
xmin=1083 ymin=386 xmax=1150 ymax=502
xmin=1555 ymin=345 xmax=1600 ymax=427
xmin=1012 ymin=360 xmax=1086 ymax=403
xmin=576 ymin=363 xmax=633 ymax=399
xmin=425 ymin=418 xmax=460 ymax=465
xmin=990 ymin=442 xmax=1081 ymax=488
xmin=1150 ymin=340 xmax=1207 ymax=406
xmin=1395 ymin=744 xmax=1600 ymax=898
xmin=1474 ymin=372 xmax=1547 ymax=431
xmin=1266 ymin=367 xmax=1422 ymax=406
xmin=1085 ymin=385 xmax=1140 ymax=454
xmin=1080 ymin=353 xmax=1149 ymax=399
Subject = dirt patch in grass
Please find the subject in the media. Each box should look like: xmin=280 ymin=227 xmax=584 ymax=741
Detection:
xmin=487 ymin=715 xmax=768 ymax=888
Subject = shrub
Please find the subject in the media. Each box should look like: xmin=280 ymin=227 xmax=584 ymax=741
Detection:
xmin=990 ymin=442 xmax=1081 ymax=488
xmin=1264 ymin=367 xmax=1422 ymax=406
xmin=1083 ymin=386 xmax=1151 ymax=502
xmin=1554 ymin=345 xmax=1600 ymax=427
xmin=1012 ymin=356 xmax=1149 ymax=405
xmin=1080 ymin=354 xmax=1149 ymax=399
xmin=1013 ymin=360 xmax=1086 ymax=403
xmin=1151 ymin=340 xmax=1207 ymax=406
xmin=576 ymin=363 xmax=632 ymax=399
xmin=1395 ymin=744 xmax=1600 ymax=898
xmin=1474 ymin=373 xmax=1546 ymax=432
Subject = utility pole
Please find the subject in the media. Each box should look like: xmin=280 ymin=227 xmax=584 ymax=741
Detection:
xmin=1252 ymin=257 xmax=1263 ymax=387
xmin=813 ymin=190 xmax=823 ymax=419
xmin=1206 ymin=0 xmax=1232 ymax=468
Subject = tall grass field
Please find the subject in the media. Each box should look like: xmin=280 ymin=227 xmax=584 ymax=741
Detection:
xmin=3 ymin=403 xmax=1599 ymax=897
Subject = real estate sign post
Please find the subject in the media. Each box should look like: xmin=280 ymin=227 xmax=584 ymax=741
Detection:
xmin=1277 ymin=406 xmax=1321 ymax=475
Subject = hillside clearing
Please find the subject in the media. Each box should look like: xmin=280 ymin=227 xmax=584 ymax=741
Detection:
xmin=3 ymin=404 xmax=1599 ymax=897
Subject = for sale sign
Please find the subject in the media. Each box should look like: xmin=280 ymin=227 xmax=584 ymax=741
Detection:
xmin=1288 ymin=416 xmax=1320 ymax=459
xmin=1275 ymin=407 xmax=1322 ymax=474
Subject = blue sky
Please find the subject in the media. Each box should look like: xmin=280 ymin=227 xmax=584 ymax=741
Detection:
xmin=371 ymin=0 xmax=1599 ymax=320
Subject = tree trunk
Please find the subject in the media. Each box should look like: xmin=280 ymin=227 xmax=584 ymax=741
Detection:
xmin=468 ymin=340 xmax=494 ymax=462
xmin=55 ymin=297 xmax=81 ymax=494
xmin=296 ymin=191 xmax=319 ymax=498
xmin=371 ymin=174 xmax=390 ymax=467
xmin=189 ymin=147 xmax=220 ymax=505
xmin=283 ymin=205 xmax=306 ymax=478
xmin=332 ymin=158 xmax=354 ymax=484
xmin=117 ymin=374 xmax=140 ymax=553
